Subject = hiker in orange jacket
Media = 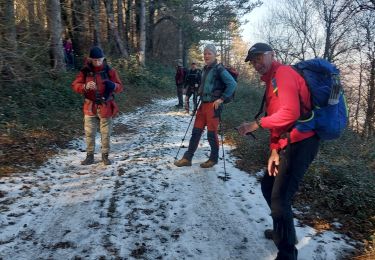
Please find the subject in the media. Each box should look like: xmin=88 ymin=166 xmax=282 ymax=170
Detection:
xmin=72 ymin=46 xmax=123 ymax=165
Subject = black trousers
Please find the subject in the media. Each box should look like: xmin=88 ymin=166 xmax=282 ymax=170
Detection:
xmin=176 ymin=84 xmax=184 ymax=106
xmin=185 ymin=84 xmax=199 ymax=111
xmin=261 ymin=135 xmax=320 ymax=260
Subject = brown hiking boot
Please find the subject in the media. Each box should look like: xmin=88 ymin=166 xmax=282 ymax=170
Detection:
xmin=264 ymin=229 xmax=273 ymax=240
xmin=174 ymin=158 xmax=192 ymax=167
xmin=200 ymin=160 xmax=217 ymax=168
xmin=102 ymin=153 xmax=112 ymax=165
xmin=81 ymin=153 xmax=94 ymax=165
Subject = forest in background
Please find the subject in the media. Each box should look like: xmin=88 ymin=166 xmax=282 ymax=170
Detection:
xmin=0 ymin=0 xmax=374 ymax=259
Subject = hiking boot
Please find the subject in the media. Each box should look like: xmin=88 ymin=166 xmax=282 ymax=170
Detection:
xmin=200 ymin=160 xmax=217 ymax=168
xmin=175 ymin=104 xmax=183 ymax=108
xmin=264 ymin=229 xmax=273 ymax=240
xmin=102 ymin=153 xmax=112 ymax=165
xmin=81 ymin=153 xmax=94 ymax=165
xmin=174 ymin=158 xmax=192 ymax=167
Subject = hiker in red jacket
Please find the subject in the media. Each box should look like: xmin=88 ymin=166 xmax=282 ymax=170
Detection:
xmin=237 ymin=43 xmax=320 ymax=260
xmin=72 ymin=46 xmax=123 ymax=165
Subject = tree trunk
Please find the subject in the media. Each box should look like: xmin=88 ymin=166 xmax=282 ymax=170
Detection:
xmin=27 ymin=0 xmax=35 ymax=27
xmin=71 ymin=0 xmax=85 ymax=56
xmin=103 ymin=0 xmax=129 ymax=58
xmin=1 ymin=0 xmax=17 ymax=50
xmin=178 ymin=27 xmax=183 ymax=64
xmin=61 ymin=0 xmax=73 ymax=39
xmin=125 ymin=0 xmax=132 ymax=52
xmin=46 ymin=0 xmax=65 ymax=71
xmin=117 ymin=0 xmax=125 ymax=41
xmin=130 ymin=0 xmax=138 ymax=52
xmin=355 ymin=61 xmax=363 ymax=133
xmin=36 ymin=0 xmax=46 ymax=28
xmin=91 ymin=0 xmax=101 ymax=47
xmin=146 ymin=0 xmax=155 ymax=59
xmin=364 ymin=58 xmax=375 ymax=136
xmin=139 ymin=0 xmax=146 ymax=65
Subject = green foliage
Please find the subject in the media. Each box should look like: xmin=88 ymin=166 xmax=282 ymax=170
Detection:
xmin=0 ymin=72 xmax=81 ymax=135
xmin=108 ymin=56 xmax=175 ymax=110
xmin=303 ymin=132 xmax=375 ymax=227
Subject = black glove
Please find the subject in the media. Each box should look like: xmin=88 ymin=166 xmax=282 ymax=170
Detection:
xmin=103 ymin=80 xmax=116 ymax=100
xmin=104 ymin=80 xmax=115 ymax=91
xmin=213 ymin=103 xmax=223 ymax=118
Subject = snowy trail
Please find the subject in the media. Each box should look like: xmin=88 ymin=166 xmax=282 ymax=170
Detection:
xmin=0 ymin=98 xmax=355 ymax=260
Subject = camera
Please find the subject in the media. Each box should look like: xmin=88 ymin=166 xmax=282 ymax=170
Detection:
xmin=95 ymin=92 xmax=104 ymax=105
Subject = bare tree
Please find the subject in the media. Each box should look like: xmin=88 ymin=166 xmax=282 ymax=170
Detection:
xmin=1 ymin=0 xmax=17 ymax=50
xmin=313 ymin=0 xmax=356 ymax=62
xmin=27 ymin=0 xmax=35 ymax=28
xmin=360 ymin=12 xmax=375 ymax=136
xmin=146 ymin=0 xmax=156 ymax=59
xmin=355 ymin=0 xmax=375 ymax=11
xmin=117 ymin=0 xmax=125 ymax=41
xmin=91 ymin=0 xmax=102 ymax=47
xmin=71 ymin=0 xmax=86 ymax=56
xmin=139 ymin=0 xmax=146 ymax=65
xmin=46 ymin=0 xmax=65 ymax=71
xmin=103 ymin=0 xmax=129 ymax=58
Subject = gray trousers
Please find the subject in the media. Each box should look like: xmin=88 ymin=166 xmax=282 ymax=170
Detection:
xmin=84 ymin=115 xmax=112 ymax=154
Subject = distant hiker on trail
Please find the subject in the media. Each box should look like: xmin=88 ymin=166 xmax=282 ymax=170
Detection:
xmin=174 ymin=44 xmax=237 ymax=168
xmin=237 ymin=42 xmax=320 ymax=260
xmin=63 ymin=38 xmax=74 ymax=70
xmin=175 ymin=60 xmax=186 ymax=108
xmin=72 ymin=46 xmax=124 ymax=166
xmin=184 ymin=62 xmax=201 ymax=114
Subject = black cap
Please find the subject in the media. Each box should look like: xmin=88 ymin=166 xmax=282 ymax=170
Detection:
xmin=244 ymin=43 xmax=273 ymax=62
xmin=89 ymin=46 xmax=104 ymax=59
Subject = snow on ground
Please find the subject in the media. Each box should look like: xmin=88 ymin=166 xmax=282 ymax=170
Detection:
xmin=0 ymin=98 xmax=356 ymax=260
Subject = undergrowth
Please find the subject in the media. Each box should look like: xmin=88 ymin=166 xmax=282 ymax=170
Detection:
xmin=221 ymin=79 xmax=375 ymax=259
xmin=0 ymin=57 xmax=174 ymax=174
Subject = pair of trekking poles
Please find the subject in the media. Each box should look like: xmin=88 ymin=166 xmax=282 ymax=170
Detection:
xmin=174 ymin=98 xmax=230 ymax=181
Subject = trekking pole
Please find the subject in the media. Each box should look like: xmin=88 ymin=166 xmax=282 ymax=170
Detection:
xmin=174 ymin=98 xmax=201 ymax=160
xmin=217 ymin=106 xmax=230 ymax=181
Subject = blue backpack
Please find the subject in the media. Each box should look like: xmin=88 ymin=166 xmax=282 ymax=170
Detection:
xmin=292 ymin=58 xmax=348 ymax=140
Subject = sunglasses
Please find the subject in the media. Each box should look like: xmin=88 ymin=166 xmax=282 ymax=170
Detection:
xmin=249 ymin=51 xmax=272 ymax=65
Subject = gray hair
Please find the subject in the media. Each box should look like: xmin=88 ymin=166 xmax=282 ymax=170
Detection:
xmin=204 ymin=44 xmax=217 ymax=55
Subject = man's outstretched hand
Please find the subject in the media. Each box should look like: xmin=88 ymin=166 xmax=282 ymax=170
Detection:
xmin=236 ymin=121 xmax=259 ymax=136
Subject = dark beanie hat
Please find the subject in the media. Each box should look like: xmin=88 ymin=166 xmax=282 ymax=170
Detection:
xmin=89 ymin=46 xmax=104 ymax=59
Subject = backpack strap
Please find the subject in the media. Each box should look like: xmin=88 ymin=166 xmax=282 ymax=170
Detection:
xmin=215 ymin=63 xmax=225 ymax=79
xmin=81 ymin=62 xmax=113 ymax=102
xmin=255 ymin=92 xmax=266 ymax=120
xmin=290 ymin=65 xmax=313 ymax=120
